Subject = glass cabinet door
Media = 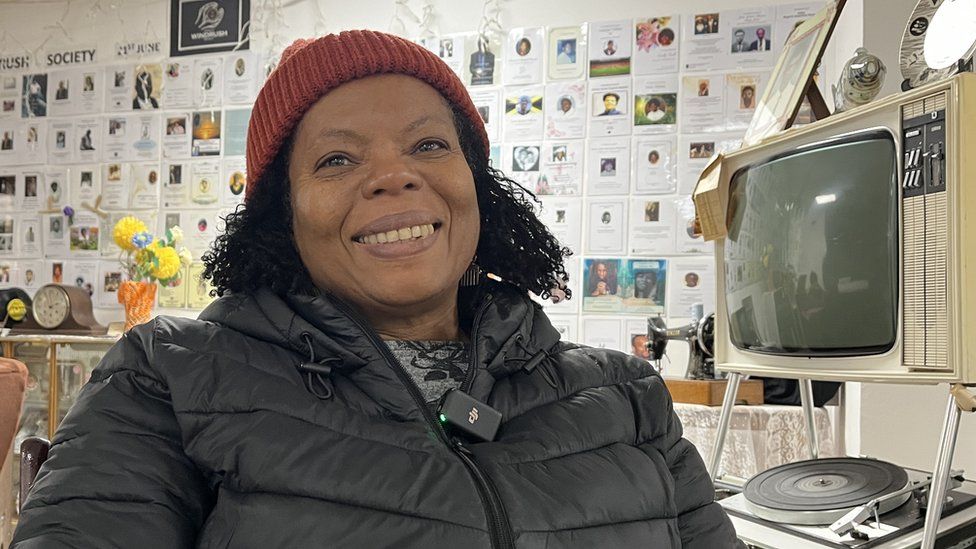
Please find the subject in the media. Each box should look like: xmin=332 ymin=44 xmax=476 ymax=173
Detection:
xmin=1 ymin=337 xmax=115 ymax=543
xmin=4 ymin=342 xmax=50 ymax=545
xmin=55 ymin=343 xmax=107 ymax=424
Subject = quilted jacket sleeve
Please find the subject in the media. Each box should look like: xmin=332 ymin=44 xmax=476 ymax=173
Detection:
xmin=11 ymin=321 xmax=213 ymax=548
xmin=658 ymin=385 xmax=743 ymax=548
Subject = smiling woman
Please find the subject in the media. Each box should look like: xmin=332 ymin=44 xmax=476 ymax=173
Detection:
xmin=285 ymin=75 xmax=481 ymax=340
xmin=12 ymin=30 xmax=740 ymax=549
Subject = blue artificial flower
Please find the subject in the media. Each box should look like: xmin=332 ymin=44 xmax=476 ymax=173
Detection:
xmin=62 ymin=206 xmax=75 ymax=217
xmin=131 ymin=232 xmax=153 ymax=249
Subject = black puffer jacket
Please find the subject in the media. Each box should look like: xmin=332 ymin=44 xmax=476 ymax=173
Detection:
xmin=13 ymin=280 xmax=739 ymax=548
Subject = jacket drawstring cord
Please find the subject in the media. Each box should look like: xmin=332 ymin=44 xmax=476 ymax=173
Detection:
xmin=508 ymin=335 xmax=558 ymax=389
xmin=297 ymin=332 xmax=342 ymax=399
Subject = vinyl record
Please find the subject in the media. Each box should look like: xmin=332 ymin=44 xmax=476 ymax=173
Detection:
xmin=743 ymin=458 xmax=911 ymax=525
xmin=900 ymin=0 xmax=976 ymax=89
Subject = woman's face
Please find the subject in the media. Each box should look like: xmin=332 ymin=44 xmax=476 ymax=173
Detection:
xmin=596 ymin=263 xmax=608 ymax=279
xmin=288 ymin=74 xmax=480 ymax=313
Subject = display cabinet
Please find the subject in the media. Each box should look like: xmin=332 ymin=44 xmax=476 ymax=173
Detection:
xmin=0 ymin=334 xmax=118 ymax=545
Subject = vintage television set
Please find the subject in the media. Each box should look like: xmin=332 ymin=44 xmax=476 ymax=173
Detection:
xmin=708 ymin=72 xmax=976 ymax=548
xmin=714 ymin=72 xmax=976 ymax=384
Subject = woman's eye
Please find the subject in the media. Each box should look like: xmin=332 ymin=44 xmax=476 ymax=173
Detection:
xmin=318 ymin=155 xmax=351 ymax=169
xmin=416 ymin=139 xmax=448 ymax=153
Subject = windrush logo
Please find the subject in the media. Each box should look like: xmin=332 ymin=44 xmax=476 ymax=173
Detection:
xmin=191 ymin=1 xmax=228 ymax=40
xmin=195 ymin=2 xmax=225 ymax=31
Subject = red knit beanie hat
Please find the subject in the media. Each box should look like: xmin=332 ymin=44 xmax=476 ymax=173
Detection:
xmin=245 ymin=30 xmax=490 ymax=200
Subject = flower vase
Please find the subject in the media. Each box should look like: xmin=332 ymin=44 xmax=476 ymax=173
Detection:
xmin=118 ymin=280 xmax=157 ymax=332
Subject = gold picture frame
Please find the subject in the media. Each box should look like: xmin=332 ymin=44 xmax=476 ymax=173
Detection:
xmin=743 ymin=0 xmax=847 ymax=146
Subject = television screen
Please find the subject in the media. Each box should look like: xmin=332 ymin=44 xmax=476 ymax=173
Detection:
xmin=724 ymin=131 xmax=898 ymax=355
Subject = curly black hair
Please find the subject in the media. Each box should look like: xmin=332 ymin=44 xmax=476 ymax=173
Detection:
xmin=201 ymin=106 xmax=573 ymax=301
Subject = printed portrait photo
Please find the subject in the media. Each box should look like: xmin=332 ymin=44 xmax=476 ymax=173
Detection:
xmin=594 ymin=91 xmax=626 ymax=116
xmin=166 ymin=117 xmax=187 ymax=135
xmin=512 ymin=146 xmax=540 ymax=172
xmin=740 ymin=85 xmax=757 ymax=110
xmin=551 ymin=145 xmax=568 ymax=162
xmin=635 ymin=93 xmax=677 ymax=125
xmin=689 ymin=142 xmax=715 ymax=159
xmin=24 ymin=175 xmax=37 ymax=197
xmin=644 ymin=201 xmax=660 ymax=222
xmin=168 ymin=164 xmax=183 ymax=186
xmin=556 ymin=39 xmax=577 ymax=65
xmin=49 ymin=216 xmax=64 ymax=238
xmin=694 ymin=13 xmax=720 ymax=35
xmin=21 ymin=74 xmax=48 ymax=117
xmin=54 ymin=80 xmax=69 ymax=101
xmin=585 ymin=259 xmax=621 ymax=297
xmin=636 ymin=17 xmax=676 ymax=50
xmin=133 ymin=66 xmax=162 ymax=110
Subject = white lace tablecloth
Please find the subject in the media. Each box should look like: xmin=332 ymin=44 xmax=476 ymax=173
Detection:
xmin=674 ymin=403 xmax=838 ymax=480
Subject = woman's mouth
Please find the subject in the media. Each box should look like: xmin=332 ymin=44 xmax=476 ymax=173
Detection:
xmin=353 ymin=223 xmax=440 ymax=245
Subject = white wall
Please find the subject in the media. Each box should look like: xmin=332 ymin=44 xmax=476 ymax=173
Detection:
xmin=4 ymin=0 xmax=972 ymax=474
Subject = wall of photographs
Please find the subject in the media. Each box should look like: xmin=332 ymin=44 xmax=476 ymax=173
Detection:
xmin=0 ymin=1 xmax=825 ymax=364
xmin=0 ymin=48 xmax=265 ymax=317
xmin=419 ymin=3 xmax=826 ymax=370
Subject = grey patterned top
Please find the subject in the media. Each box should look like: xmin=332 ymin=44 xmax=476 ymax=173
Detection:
xmin=384 ymin=340 xmax=470 ymax=404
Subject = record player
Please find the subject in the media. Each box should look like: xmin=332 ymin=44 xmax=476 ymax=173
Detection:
xmin=719 ymin=457 xmax=976 ymax=548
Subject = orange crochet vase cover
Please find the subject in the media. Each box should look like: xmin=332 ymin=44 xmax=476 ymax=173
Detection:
xmin=118 ymin=281 xmax=156 ymax=332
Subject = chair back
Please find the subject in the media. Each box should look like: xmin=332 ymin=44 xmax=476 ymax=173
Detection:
xmin=19 ymin=436 xmax=50 ymax=511
xmin=0 ymin=357 xmax=28 ymax=460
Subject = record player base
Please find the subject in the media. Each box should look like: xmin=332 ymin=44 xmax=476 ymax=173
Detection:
xmin=720 ymin=467 xmax=976 ymax=548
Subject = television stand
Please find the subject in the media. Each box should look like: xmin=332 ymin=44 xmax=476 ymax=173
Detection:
xmin=709 ymin=375 xmax=976 ymax=549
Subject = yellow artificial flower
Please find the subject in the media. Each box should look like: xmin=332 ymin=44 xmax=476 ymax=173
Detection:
xmin=135 ymin=240 xmax=159 ymax=266
xmin=151 ymin=246 xmax=182 ymax=280
xmin=113 ymin=216 xmax=148 ymax=252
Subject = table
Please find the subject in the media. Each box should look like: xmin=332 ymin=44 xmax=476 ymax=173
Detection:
xmin=674 ymin=402 xmax=838 ymax=480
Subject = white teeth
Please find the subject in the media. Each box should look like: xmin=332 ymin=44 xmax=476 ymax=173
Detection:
xmin=357 ymin=224 xmax=436 ymax=245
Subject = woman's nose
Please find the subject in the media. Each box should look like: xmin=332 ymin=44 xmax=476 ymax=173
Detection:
xmin=361 ymin=155 xmax=424 ymax=198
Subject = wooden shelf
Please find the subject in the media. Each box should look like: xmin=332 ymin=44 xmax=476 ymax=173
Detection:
xmin=664 ymin=378 xmax=764 ymax=406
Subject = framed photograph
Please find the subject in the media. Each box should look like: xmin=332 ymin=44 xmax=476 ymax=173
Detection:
xmin=170 ymin=0 xmax=251 ymax=57
xmin=743 ymin=0 xmax=845 ymax=145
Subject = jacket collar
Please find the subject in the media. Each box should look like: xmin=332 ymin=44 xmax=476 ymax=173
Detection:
xmin=199 ymin=278 xmax=562 ymax=418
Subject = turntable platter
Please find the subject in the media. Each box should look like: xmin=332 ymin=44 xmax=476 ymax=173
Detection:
xmin=744 ymin=458 xmax=912 ymax=525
